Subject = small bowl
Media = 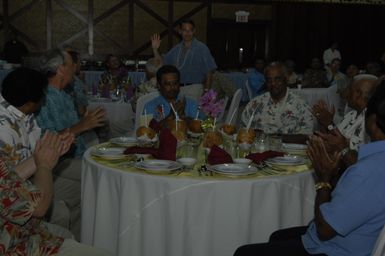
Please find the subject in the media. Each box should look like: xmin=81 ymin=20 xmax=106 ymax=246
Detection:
xmin=177 ymin=157 xmax=197 ymax=168
xmin=233 ymin=158 xmax=252 ymax=165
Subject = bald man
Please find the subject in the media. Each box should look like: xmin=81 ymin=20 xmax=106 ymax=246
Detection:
xmin=313 ymin=74 xmax=378 ymax=155
xmin=241 ymin=62 xmax=314 ymax=134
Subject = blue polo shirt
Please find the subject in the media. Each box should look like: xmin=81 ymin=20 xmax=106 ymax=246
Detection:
xmin=36 ymin=86 xmax=86 ymax=156
xmin=163 ymin=38 xmax=217 ymax=84
xmin=143 ymin=94 xmax=200 ymax=121
xmin=302 ymin=140 xmax=385 ymax=256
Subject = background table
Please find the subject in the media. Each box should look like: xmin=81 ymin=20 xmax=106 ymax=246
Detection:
xmin=88 ymin=99 xmax=134 ymax=138
xmin=81 ymin=151 xmax=316 ymax=256
xmin=82 ymin=70 xmax=146 ymax=89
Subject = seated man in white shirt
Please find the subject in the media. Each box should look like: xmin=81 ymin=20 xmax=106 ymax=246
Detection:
xmin=312 ymin=74 xmax=378 ymax=165
xmin=241 ymin=62 xmax=314 ymax=134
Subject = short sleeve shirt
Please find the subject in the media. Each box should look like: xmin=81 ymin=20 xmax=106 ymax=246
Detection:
xmin=0 ymin=95 xmax=41 ymax=167
xmin=163 ymin=38 xmax=217 ymax=84
xmin=144 ymin=94 xmax=199 ymax=122
xmin=241 ymin=90 xmax=314 ymax=134
xmin=36 ymin=86 xmax=86 ymax=156
xmin=302 ymin=140 xmax=385 ymax=256
xmin=0 ymin=160 xmax=64 ymax=255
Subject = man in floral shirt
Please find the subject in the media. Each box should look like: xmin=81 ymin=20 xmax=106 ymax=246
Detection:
xmin=0 ymin=131 xmax=109 ymax=255
xmin=241 ymin=62 xmax=314 ymax=134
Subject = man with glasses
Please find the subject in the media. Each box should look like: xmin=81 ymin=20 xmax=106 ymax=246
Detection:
xmin=241 ymin=62 xmax=314 ymax=134
xmin=151 ymin=19 xmax=217 ymax=90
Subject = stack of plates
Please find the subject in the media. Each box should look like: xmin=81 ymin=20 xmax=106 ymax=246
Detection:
xmin=136 ymin=159 xmax=182 ymax=173
xmin=109 ymin=136 xmax=137 ymax=147
xmin=265 ymin=156 xmax=306 ymax=166
xmin=208 ymin=164 xmax=258 ymax=177
xmin=282 ymin=143 xmax=307 ymax=154
xmin=91 ymin=147 xmax=128 ymax=160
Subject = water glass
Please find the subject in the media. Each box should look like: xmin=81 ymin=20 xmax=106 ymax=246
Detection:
xmin=269 ymin=135 xmax=282 ymax=151
xmin=254 ymin=133 xmax=269 ymax=153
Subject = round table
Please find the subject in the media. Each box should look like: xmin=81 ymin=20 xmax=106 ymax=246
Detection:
xmin=81 ymin=149 xmax=316 ymax=256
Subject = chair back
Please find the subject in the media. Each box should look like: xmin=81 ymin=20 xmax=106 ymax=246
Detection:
xmin=216 ymin=96 xmax=229 ymax=123
xmin=224 ymin=89 xmax=243 ymax=125
xmin=135 ymin=91 xmax=160 ymax=130
xmin=179 ymin=84 xmax=203 ymax=102
xmin=372 ymin=225 xmax=385 ymax=256
xmin=245 ymin=80 xmax=253 ymax=101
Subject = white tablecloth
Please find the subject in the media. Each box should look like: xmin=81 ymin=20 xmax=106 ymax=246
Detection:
xmin=81 ymin=152 xmax=316 ymax=256
xmin=88 ymin=100 xmax=134 ymax=138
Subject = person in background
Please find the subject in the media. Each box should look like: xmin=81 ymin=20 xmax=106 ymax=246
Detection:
xmin=247 ymin=58 xmax=265 ymax=98
xmin=0 ymin=131 xmax=110 ymax=255
xmin=323 ymin=41 xmax=341 ymax=67
xmin=3 ymin=30 xmax=28 ymax=64
xmin=210 ymin=71 xmax=236 ymax=100
xmin=285 ymin=59 xmax=298 ymax=88
xmin=365 ymin=61 xmax=381 ymax=77
xmin=99 ymin=54 xmax=135 ymax=100
xmin=241 ymin=62 xmax=313 ymax=134
xmin=234 ymin=82 xmax=385 ymax=256
xmin=151 ymin=19 xmax=217 ymax=90
xmin=379 ymin=51 xmax=385 ymax=75
xmin=339 ymin=64 xmax=360 ymax=106
xmin=302 ymin=58 xmax=328 ymax=88
xmin=133 ymin=58 xmax=163 ymax=111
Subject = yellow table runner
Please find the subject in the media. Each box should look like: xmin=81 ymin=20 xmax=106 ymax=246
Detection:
xmin=90 ymin=143 xmax=312 ymax=180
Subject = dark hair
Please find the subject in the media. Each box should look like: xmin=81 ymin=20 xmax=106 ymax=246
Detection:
xmin=67 ymin=50 xmax=79 ymax=63
xmin=179 ymin=19 xmax=195 ymax=28
xmin=156 ymin=65 xmax=180 ymax=84
xmin=366 ymin=81 xmax=385 ymax=133
xmin=1 ymin=68 xmax=47 ymax=107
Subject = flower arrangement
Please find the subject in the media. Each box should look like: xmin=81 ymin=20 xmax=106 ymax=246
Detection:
xmin=198 ymin=89 xmax=226 ymax=119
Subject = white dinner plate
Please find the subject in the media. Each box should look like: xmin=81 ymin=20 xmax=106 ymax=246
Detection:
xmin=208 ymin=163 xmax=258 ymax=177
xmin=91 ymin=147 xmax=128 ymax=160
xmin=109 ymin=136 xmax=137 ymax=147
xmin=136 ymin=160 xmax=182 ymax=173
xmin=282 ymin=143 xmax=307 ymax=151
xmin=265 ymin=156 xmax=306 ymax=166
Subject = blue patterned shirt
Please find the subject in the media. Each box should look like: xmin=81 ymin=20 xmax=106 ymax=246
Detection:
xmin=36 ymin=86 xmax=86 ymax=156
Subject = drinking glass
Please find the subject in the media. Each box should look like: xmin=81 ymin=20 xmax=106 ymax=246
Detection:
xmin=254 ymin=133 xmax=269 ymax=153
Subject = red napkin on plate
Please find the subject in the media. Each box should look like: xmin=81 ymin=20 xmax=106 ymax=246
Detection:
xmin=246 ymin=151 xmax=284 ymax=164
xmin=155 ymin=129 xmax=177 ymax=161
xmin=207 ymin=145 xmax=233 ymax=165
xmin=124 ymin=129 xmax=177 ymax=161
xmin=149 ymin=119 xmax=161 ymax=133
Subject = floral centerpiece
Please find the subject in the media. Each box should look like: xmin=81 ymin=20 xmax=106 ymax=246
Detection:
xmin=198 ymin=89 xmax=226 ymax=131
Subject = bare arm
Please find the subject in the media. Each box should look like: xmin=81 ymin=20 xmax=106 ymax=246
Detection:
xmin=63 ymin=107 xmax=106 ymax=136
xmin=32 ymin=132 xmax=64 ymax=217
xmin=307 ymin=136 xmax=341 ymax=240
xmin=151 ymin=34 xmax=162 ymax=62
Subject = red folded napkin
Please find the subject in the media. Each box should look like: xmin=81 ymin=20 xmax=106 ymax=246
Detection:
xmin=149 ymin=119 xmax=161 ymax=133
xmin=123 ymin=128 xmax=177 ymax=161
xmin=123 ymin=146 xmax=158 ymax=156
xmin=246 ymin=151 xmax=284 ymax=164
xmin=155 ymin=129 xmax=177 ymax=161
xmin=207 ymin=145 xmax=233 ymax=165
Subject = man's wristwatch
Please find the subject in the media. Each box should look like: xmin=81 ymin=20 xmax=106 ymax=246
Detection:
xmin=327 ymin=123 xmax=335 ymax=131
